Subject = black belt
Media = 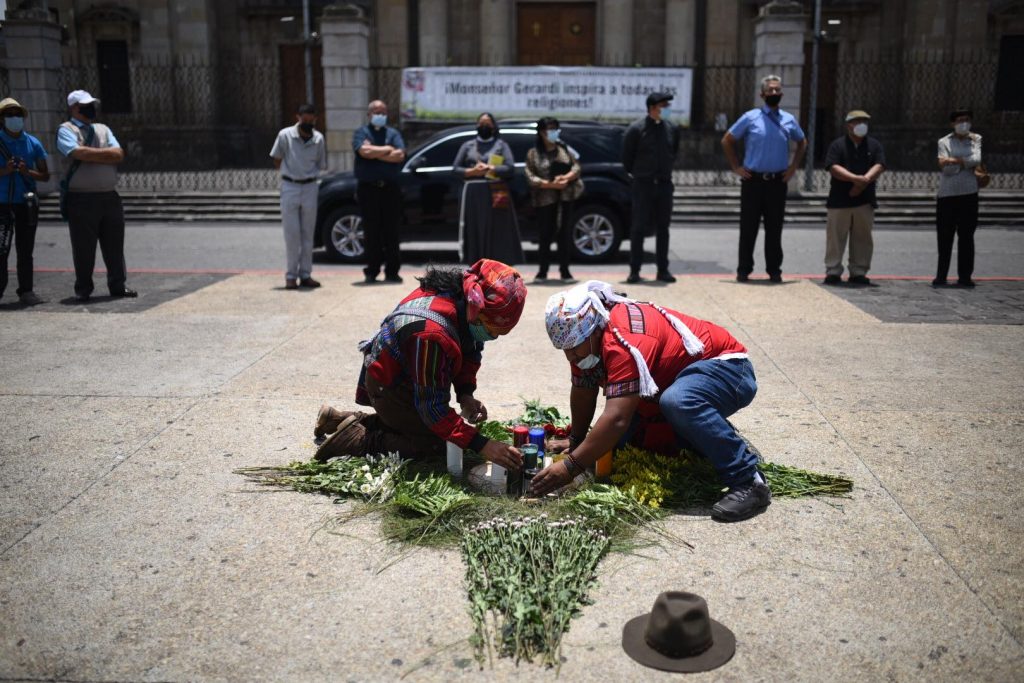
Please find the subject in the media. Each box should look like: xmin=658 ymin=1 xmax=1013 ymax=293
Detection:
xmin=746 ymin=171 xmax=786 ymax=181
xmin=282 ymin=175 xmax=317 ymax=184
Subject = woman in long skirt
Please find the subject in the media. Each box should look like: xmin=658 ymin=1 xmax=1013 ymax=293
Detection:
xmin=452 ymin=112 xmax=524 ymax=265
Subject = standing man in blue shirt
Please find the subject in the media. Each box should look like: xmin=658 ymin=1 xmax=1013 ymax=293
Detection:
xmin=0 ymin=97 xmax=49 ymax=306
xmin=352 ymin=99 xmax=405 ymax=284
xmin=58 ymin=90 xmax=133 ymax=302
xmin=270 ymin=103 xmax=328 ymax=290
xmin=721 ymin=75 xmax=807 ymax=283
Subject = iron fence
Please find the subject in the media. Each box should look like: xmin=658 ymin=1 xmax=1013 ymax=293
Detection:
xmin=59 ymin=56 xmax=283 ymax=171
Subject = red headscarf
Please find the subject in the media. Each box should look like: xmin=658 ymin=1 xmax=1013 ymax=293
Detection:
xmin=463 ymin=259 xmax=527 ymax=336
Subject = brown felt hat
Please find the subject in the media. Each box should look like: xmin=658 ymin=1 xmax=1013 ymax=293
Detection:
xmin=622 ymin=592 xmax=736 ymax=672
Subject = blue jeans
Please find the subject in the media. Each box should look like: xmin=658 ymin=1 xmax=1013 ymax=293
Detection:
xmin=658 ymin=358 xmax=759 ymax=486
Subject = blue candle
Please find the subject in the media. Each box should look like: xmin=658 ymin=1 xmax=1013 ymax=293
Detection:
xmin=528 ymin=427 xmax=546 ymax=455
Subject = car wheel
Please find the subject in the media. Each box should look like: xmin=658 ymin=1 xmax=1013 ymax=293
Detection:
xmin=570 ymin=204 xmax=622 ymax=263
xmin=321 ymin=207 xmax=365 ymax=262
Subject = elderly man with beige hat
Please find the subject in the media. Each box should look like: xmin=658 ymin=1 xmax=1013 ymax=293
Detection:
xmin=57 ymin=89 xmax=134 ymax=302
xmin=0 ymin=96 xmax=49 ymax=305
xmin=822 ymin=109 xmax=886 ymax=286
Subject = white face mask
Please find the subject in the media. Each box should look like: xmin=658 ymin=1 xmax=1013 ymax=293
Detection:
xmin=955 ymin=122 xmax=971 ymax=135
xmin=852 ymin=123 xmax=868 ymax=137
xmin=576 ymin=354 xmax=601 ymax=370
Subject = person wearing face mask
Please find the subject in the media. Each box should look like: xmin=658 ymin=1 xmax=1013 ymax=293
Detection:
xmin=452 ymin=113 xmax=524 ymax=265
xmin=722 ymin=75 xmax=807 ymax=283
xmin=621 ymin=92 xmax=680 ymax=284
xmin=271 ymin=103 xmax=328 ymax=290
xmin=312 ymin=259 xmax=527 ymax=473
xmin=934 ymin=108 xmax=983 ymax=288
xmin=534 ymin=280 xmax=768 ymax=522
xmin=0 ymin=97 xmax=49 ymax=306
xmin=352 ymin=99 xmax=406 ymax=283
xmin=524 ymin=116 xmax=582 ymax=283
xmin=822 ymin=110 xmax=886 ymax=286
xmin=57 ymin=90 xmax=133 ymax=302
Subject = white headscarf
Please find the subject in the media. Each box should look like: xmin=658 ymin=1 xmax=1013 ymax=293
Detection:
xmin=544 ymin=280 xmax=705 ymax=396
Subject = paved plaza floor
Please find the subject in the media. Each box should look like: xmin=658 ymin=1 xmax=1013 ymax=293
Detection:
xmin=1 ymin=270 xmax=1022 ymax=682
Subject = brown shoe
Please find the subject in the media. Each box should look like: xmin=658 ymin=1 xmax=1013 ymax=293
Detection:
xmin=299 ymin=277 xmax=321 ymax=288
xmin=285 ymin=279 xmax=299 ymax=290
xmin=313 ymin=413 xmax=367 ymax=461
xmin=314 ymin=404 xmax=352 ymax=439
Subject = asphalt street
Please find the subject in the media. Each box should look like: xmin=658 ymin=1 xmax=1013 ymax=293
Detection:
xmin=23 ymin=220 xmax=1024 ymax=280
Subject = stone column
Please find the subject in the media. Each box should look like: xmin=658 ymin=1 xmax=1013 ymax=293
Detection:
xmin=601 ymin=0 xmax=634 ymax=66
xmin=752 ymin=0 xmax=808 ymax=110
xmin=665 ymin=0 xmax=696 ymax=65
xmin=479 ymin=0 xmax=513 ymax=65
xmin=321 ymin=5 xmax=371 ymax=172
xmin=419 ymin=0 xmax=448 ymax=66
xmin=0 ymin=7 xmax=64 ymax=193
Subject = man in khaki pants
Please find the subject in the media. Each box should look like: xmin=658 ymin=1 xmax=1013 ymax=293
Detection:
xmin=823 ymin=110 xmax=886 ymax=286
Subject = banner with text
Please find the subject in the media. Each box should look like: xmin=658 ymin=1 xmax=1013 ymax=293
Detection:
xmin=400 ymin=66 xmax=693 ymax=127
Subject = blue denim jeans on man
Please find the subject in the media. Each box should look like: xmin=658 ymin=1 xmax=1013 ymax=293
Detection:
xmin=658 ymin=358 xmax=759 ymax=486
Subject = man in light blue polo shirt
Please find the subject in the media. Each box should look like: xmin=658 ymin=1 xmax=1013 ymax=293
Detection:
xmin=722 ymin=75 xmax=807 ymax=283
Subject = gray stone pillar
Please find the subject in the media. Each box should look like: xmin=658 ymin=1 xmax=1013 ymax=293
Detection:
xmin=419 ymin=0 xmax=448 ymax=66
xmin=752 ymin=0 xmax=808 ymax=110
xmin=601 ymin=0 xmax=634 ymax=66
xmin=0 ymin=7 xmax=64 ymax=193
xmin=665 ymin=0 xmax=696 ymax=65
xmin=321 ymin=5 xmax=371 ymax=173
xmin=479 ymin=0 xmax=513 ymax=65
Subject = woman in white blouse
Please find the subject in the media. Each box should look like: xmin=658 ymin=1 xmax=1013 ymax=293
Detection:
xmin=934 ymin=108 xmax=982 ymax=287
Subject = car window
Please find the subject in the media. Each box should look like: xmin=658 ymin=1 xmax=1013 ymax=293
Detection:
xmin=501 ymin=131 xmax=537 ymax=165
xmin=410 ymin=134 xmax=473 ymax=169
xmin=566 ymin=129 xmax=624 ymax=163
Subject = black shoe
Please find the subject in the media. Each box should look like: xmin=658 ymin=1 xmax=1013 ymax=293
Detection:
xmin=823 ymin=274 xmax=842 ymax=285
xmin=534 ymin=271 xmax=548 ymax=282
xmin=363 ymin=268 xmax=378 ymax=284
xmin=931 ymin=278 xmax=950 ymax=288
xmin=957 ymin=279 xmax=976 ymax=288
xmin=626 ymin=271 xmax=641 ymax=284
xmin=299 ymin=277 xmax=322 ymax=288
xmin=736 ymin=273 xmax=750 ymax=283
xmin=384 ymin=274 xmax=403 ymax=283
xmin=111 ymin=288 xmax=138 ymax=298
xmin=75 ymin=292 xmax=91 ymax=302
xmin=769 ymin=274 xmax=783 ymax=283
xmin=711 ymin=476 xmax=772 ymax=522
xmin=848 ymin=275 xmax=872 ymax=286
xmin=656 ymin=271 xmax=677 ymax=283
xmin=560 ymin=273 xmax=577 ymax=284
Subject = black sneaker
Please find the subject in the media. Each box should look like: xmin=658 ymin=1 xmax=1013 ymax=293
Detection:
xmin=110 ymin=287 xmax=138 ymax=298
xmin=848 ymin=275 xmax=872 ymax=286
xmin=626 ymin=271 xmax=641 ymax=284
xmin=931 ymin=278 xmax=950 ymax=288
xmin=957 ymin=279 xmax=976 ymax=288
xmin=384 ymin=274 xmax=403 ymax=283
xmin=656 ymin=271 xmax=677 ymax=283
xmin=736 ymin=273 xmax=749 ymax=283
xmin=823 ymin=274 xmax=842 ymax=285
xmin=768 ymin=274 xmax=783 ymax=283
xmin=534 ymin=271 xmax=548 ymax=282
xmin=363 ymin=268 xmax=378 ymax=284
xmin=711 ymin=476 xmax=772 ymax=522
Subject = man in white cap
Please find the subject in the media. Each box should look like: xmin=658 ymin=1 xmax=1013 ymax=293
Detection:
xmin=57 ymin=90 xmax=133 ymax=302
xmin=534 ymin=281 xmax=770 ymax=522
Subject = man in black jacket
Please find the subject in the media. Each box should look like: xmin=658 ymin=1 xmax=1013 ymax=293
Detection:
xmin=622 ymin=92 xmax=679 ymax=284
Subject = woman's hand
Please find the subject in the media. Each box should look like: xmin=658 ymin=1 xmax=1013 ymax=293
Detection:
xmin=529 ymin=460 xmax=573 ymax=497
xmin=459 ymin=395 xmax=487 ymax=423
xmin=480 ymin=440 xmax=522 ymax=471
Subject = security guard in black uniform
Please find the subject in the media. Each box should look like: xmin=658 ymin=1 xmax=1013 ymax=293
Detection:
xmin=622 ymin=92 xmax=679 ymax=284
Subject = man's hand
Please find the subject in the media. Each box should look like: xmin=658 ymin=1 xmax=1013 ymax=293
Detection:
xmin=782 ymin=167 xmax=797 ymax=183
xmin=0 ymin=158 xmax=15 ymax=176
xmin=849 ymin=185 xmax=865 ymax=197
xmin=732 ymin=165 xmax=753 ymax=180
xmin=480 ymin=440 xmax=522 ymax=471
xmin=529 ymin=460 xmax=573 ymax=497
xmin=459 ymin=395 xmax=487 ymax=423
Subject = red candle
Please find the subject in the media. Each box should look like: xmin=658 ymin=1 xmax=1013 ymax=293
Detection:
xmin=512 ymin=425 xmax=530 ymax=447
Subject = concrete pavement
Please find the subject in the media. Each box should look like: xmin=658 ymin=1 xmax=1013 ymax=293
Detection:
xmin=1 ymin=271 xmax=1022 ymax=682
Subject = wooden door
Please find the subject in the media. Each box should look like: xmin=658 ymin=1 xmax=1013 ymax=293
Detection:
xmin=279 ymin=44 xmax=325 ymax=131
xmin=517 ymin=2 xmax=596 ymax=66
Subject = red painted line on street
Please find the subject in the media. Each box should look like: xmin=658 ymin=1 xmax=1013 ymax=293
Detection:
xmin=18 ymin=267 xmax=1024 ymax=282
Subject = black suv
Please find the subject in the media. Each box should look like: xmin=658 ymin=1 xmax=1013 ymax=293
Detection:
xmin=314 ymin=120 xmax=642 ymax=263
